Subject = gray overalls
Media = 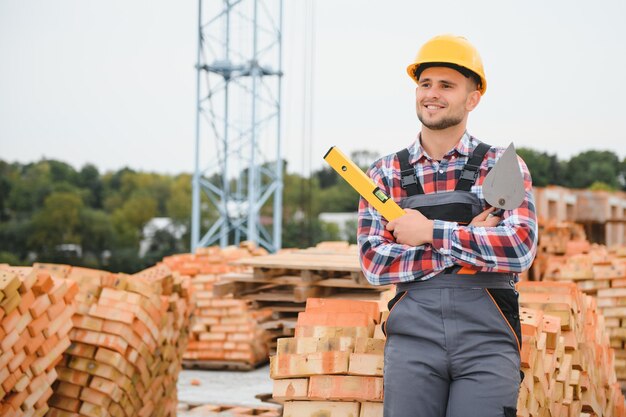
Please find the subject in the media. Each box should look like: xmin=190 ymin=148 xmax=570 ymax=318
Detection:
xmin=383 ymin=142 xmax=521 ymax=417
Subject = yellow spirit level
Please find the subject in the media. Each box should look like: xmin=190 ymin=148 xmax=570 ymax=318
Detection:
xmin=323 ymin=146 xmax=405 ymax=221
xmin=324 ymin=146 xmax=478 ymax=275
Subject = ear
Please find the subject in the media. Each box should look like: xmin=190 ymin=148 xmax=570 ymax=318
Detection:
xmin=466 ymin=90 xmax=481 ymax=111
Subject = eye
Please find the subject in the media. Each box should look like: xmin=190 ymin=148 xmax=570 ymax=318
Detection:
xmin=419 ymin=82 xmax=431 ymax=88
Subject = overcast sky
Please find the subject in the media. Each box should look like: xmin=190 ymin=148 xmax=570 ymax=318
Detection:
xmin=1 ymin=0 xmax=625 ymax=177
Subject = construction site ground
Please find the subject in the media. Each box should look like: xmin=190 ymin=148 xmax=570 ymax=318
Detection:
xmin=177 ymin=365 xmax=275 ymax=413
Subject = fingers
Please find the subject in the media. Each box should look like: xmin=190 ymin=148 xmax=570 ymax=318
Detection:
xmin=483 ymin=215 xmax=501 ymax=227
xmin=477 ymin=207 xmax=496 ymax=221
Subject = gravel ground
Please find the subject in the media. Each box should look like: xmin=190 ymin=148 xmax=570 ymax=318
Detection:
xmin=177 ymin=365 xmax=275 ymax=409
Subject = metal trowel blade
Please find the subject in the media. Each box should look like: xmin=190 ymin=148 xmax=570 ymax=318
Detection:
xmin=482 ymin=142 xmax=525 ymax=210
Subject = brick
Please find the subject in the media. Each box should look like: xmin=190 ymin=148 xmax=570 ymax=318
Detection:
xmin=295 ymin=325 xmax=373 ymax=339
xmin=56 ymin=366 xmax=90 ymax=387
xmin=89 ymin=376 xmax=124 ymax=403
xmin=27 ymin=312 xmax=50 ymax=337
xmin=12 ymin=330 xmax=30 ymax=355
xmin=24 ymin=332 xmax=45 ymax=356
xmin=1 ymin=307 xmax=21 ymax=333
xmin=308 ymin=375 xmax=383 ymax=401
xmin=15 ymin=310 xmax=33 ymax=334
xmin=17 ymin=289 xmax=36 ymax=315
xmin=29 ymin=294 xmax=51 ymax=318
xmin=88 ymin=304 xmax=134 ymax=324
xmin=277 ymin=337 xmax=355 ymax=354
xmin=55 ymin=382 xmax=82 ymax=399
xmin=348 ymin=353 xmax=384 ymax=376
xmin=6 ymin=385 xmax=29 ymax=409
xmin=46 ymin=299 xmax=67 ymax=321
xmin=30 ymin=336 xmax=71 ymax=375
xmin=0 ymin=292 xmax=20 ymax=314
xmin=45 ymin=302 xmax=75 ymax=337
xmin=272 ymin=378 xmax=309 ymax=400
xmin=49 ymin=395 xmax=81 ymax=413
xmin=1 ymin=328 xmax=19 ymax=351
xmin=8 ymin=349 xmax=26 ymax=373
xmin=19 ymin=352 xmax=36 ymax=374
xmin=37 ymin=334 xmax=60 ymax=357
xmin=0 ymin=271 xmax=21 ymax=297
xmin=48 ymin=279 xmax=69 ymax=304
xmin=297 ymin=311 xmax=373 ymax=327
xmin=542 ymin=315 xmax=562 ymax=350
xmin=270 ymin=351 xmax=350 ymax=379
xmin=306 ymin=298 xmax=380 ymax=322
xmin=32 ymin=272 xmax=54 ymax=296
xmin=65 ymin=341 xmax=97 ymax=359
xmin=101 ymin=320 xmax=142 ymax=352
xmin=354 ymin=338 xmax=385 ymax=354
xmin=283 ymin=401 xmax=360 ymax=417
xmin=63 ymin=281 xmax=79 ymax=304
xmin=72 ymin=314 xmax=103 ymax=332
xmin=80 ymin=387 xmax=111 ymax=408
xmin=95 ymin=347 xmax=131 ymax=375
xmin=2 ymin=369 xmax=19 ymax=392
xmin=360 ymin=402 xmax=384 ymax=417
xmin=13 ymin=373 xmax=29 ymax=392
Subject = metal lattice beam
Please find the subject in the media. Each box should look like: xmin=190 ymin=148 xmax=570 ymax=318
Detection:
xmin=191 ymin=0 xmax=283 ymax=252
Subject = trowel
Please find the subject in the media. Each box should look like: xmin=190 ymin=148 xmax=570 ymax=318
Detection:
xmin=482 ymin=142 xmax=526 ymax=215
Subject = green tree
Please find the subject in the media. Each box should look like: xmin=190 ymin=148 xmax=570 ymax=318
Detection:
xmin=111 ymin=194 xmax=158 ymax=247
xmin=564 ymin=150 xmax=621 ymax=189
xmin=516 ymin=148 xmax=563 ymax=187
xmin=29 ymin=191 xmax=84 ymax=254
xmin=78 ymin=164 xmax=103 ymax=208
xmin=79 ymin=209 xmax=115 ymax=262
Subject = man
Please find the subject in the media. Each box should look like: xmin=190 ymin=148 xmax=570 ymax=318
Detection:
xmin=357 ymin=35 xmax=538 ymax=417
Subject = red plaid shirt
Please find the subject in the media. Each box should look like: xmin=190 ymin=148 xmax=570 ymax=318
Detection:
xmin=357 ymin=132 xmax=538 ymax=286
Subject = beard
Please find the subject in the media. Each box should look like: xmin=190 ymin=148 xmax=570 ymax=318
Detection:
xmin=417 ymin=111 xmax=464 ymax=130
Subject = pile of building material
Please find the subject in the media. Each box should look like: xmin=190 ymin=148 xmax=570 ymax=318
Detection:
xmin=26 ymin=263 xmax=195 ymax=417
xmin=517 ymin=281 xmax=624 ymax=416
xmin=268 ymin=281 xmax=625 ymax=417
xmin=530 ymin=222 xmax=589 ymax=281
xmin=543 ymin=245 xmax=626 ymax=390
xmin=162 ymin=245 xmax=272 ymax=370
xmin=0 ymin=267 xmax=78 ymax=417
xmin=270 ymin=298 xmax=385 ymax=417
xmin=219 ymin=242 xmax=391 ymax=355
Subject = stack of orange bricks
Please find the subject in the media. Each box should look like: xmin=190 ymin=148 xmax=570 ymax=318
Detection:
xmin=30 ymin=262 xmax=194 ymax=417
xmin=543 ymin=245 xmax=626 ymax=390
xmin=162 ymin=245 xmax=271 ymax=368
xmin=0 ymin=267 xmax=78 ymax=416
xmin=270 ymin=298 xmax=385 ymax=417
xmin=269 ymin=283 xmax=626 ymax=417
xmin=517 ymin=281 xmax=624 ymax=417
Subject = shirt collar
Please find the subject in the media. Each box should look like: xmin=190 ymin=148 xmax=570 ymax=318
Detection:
xmin=408 ymin=131 xmax=473 ymax=164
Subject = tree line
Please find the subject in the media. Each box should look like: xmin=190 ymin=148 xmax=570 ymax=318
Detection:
xmin=0 ymin=148 xmax=624 ymax=272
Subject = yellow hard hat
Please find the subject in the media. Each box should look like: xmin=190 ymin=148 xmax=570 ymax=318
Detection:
xmin=406 ymin=34 xmax=487 ymax=95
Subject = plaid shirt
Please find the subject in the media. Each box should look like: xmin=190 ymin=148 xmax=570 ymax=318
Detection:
xmin=357 ymin=132 xmax=538 ymax=286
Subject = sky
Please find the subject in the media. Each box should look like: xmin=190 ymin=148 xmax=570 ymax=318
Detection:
xmin=1 ymin=0 xmax=626 ymax=177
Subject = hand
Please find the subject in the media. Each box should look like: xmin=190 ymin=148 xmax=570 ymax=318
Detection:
xmin=469 ymin=207 xmax=501 ymax=227
xmin=386 ymin=208 xmax=434 ymax=246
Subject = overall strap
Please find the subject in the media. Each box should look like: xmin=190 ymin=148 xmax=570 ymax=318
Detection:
xmin=397 ymin=148 xmax=424 ymax=196
xmin=455 ymin=142 xmax=491 ymax=192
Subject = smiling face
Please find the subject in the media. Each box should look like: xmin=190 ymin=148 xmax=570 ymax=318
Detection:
xmin=415 ymin=66 xmax=481 ymax=131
